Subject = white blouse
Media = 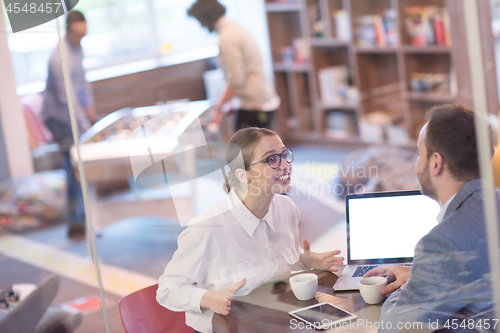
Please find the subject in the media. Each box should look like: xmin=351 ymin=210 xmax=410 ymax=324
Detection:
xmin=156 ymin=190 xmax=301 ymax=333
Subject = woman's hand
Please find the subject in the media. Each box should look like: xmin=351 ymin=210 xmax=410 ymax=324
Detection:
xmin=300 ymin=240 xmax=344 ymax=272
xmin=200 ymin=278 xmax=247 ymax=315
xmin=363 ymin=265 xmax=410 ymax=294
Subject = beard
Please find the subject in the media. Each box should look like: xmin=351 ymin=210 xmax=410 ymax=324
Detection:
xmin=417 ymin=160 xmax=438 ymax=201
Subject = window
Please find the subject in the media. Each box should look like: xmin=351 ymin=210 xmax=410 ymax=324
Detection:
xmin=153 ymin=0 xmax=219 ymax=56
xmin=6 ymin=16 xmax=57 ymax=86
xmin=78 ymin=0 xmax=156 ymax=68
xmin=4 ymin=0 xmax=235 ymax=87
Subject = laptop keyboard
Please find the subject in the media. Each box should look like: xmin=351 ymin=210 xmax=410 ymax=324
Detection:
xmin=352 ymin=265 xmax=377 ymax=277
xmin=352 ymin=263 xmax=412 ymax=277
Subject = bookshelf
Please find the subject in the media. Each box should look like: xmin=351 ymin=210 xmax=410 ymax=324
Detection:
xmin=264 ymin=0 xmax=491 ymax=145
xmin=273 ymin=62 xmax=312 ymax=72
xmin=265 ymin=2 xmax=303 ymax=12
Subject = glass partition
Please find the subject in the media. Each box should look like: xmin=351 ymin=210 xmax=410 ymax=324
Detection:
xmin=0 ymin=0 xmax=499 ymax=332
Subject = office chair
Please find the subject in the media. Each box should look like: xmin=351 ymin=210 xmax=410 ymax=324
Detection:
xmin=0 ymin=275 xmax=59 ymax=333
xmin=119 ymin=284 xmax=193 ymax=333
xmin=0 ymin=275 xmax=82 ymax=333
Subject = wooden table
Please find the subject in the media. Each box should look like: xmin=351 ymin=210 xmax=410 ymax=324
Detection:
xmin=213 ymin=271 xmax=382 ymax=333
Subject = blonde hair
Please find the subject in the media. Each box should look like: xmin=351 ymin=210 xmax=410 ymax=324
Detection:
xmin=223 ymin=127 xmax=278 ymax=193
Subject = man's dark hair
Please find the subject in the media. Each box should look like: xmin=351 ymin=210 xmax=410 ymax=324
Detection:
xmin=187 ymin=0 xmax=226 ymax=27
xmin=66 ymin=10 xmax=86 ymax=32
xmin=425 ymin=104 xmax=494 ymax=181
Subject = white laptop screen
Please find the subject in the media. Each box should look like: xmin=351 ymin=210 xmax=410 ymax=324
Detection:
xmin=346 ymin=191 xmax=440 ymax=263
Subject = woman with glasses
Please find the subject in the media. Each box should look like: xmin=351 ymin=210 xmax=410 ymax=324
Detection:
xmin=157 ymin=127 xmax=343 ymax=333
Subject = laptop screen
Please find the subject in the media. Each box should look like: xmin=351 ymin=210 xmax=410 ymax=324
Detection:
xmin=346 ymin=190 xmax=440 ymax=264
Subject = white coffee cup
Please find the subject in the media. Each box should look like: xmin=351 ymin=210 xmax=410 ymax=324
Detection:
xmin=357 ymin=276 xmax=388 ymax=304
xmin=289 ymin=273 xmax=318 ymax=300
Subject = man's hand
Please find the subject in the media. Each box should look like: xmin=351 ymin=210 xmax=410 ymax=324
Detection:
xmin=200 ymin=278 xmax=247 ymax=315
xmin=363 ymin=265 xmax=411 ymax=294
xmin=211 ymin=104 xmax=234 ymax=127
xmin=300 ymin=240 xmax=344 ymax=272
xmin=212 ymin=108 xmax=223 ymax=126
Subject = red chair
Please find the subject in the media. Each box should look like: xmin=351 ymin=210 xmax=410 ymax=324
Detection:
xmin=118 ymin=284 xmax=193 ymax=333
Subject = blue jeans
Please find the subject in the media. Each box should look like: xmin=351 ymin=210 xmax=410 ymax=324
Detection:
xmin=45 ymin=118 xmax=86 ymax=227
xmin=62 ymin=150 xmax=85 ymax=227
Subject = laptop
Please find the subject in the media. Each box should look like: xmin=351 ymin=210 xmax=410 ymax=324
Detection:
xmin=334 ymin=190 xmax=440 ymax=291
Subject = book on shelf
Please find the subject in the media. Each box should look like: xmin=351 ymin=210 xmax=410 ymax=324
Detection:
xmin=386 ymin=124 xmax=410 ymax=145
xmin=359 ymin=112 xmax=389 ymax=144
xmin=325 ymin=111 xmax=350 ymax=139
xmin=292 ymin=38 xmax=310 ymax=63
xmin=383 ymin=9 xmax=398 ymax=46
xmin=359 ymin=112 xmax=410 ymax=144
xmin=404 ymin=6 xmax=451 ymax=46
xmin=355 ymin=10 xmax=398 ymax=47
xmin=356 ymin=15 xmax=376 ymax=47
xmin=373 ymin=15 xmax=386 ymax=47
xmin=318 ymin=66 xmax=348 ymax=105
xmin=359 ymin=119 xmax=384 ymax=143
xmin=278 ymin=38 xmax=310 ymax=65
xmin=442 ymin=9 xmax=451 ymax=47
xmin=409 ymin=72 xmax=450 ymax=94
xmin=333 ymin=10 xmax=351 ymax=41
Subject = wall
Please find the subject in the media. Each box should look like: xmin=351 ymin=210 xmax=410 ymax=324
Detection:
xmin=0 ymin=4 xmax=34 ymax=179
xmin=0 ymin=105 xmax=11 ymax=183
xmin=230 ymin=0 xmax=274 ymax=84
xmin=91 ymin=59 xmax=210 ymax=116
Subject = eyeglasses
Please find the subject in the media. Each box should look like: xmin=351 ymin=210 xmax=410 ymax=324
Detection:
xmin=250 ymin=148 xmax=293 ymax=169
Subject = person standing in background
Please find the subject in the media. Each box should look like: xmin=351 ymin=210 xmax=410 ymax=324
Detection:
xmin=41 ymin=10 xmax=96 ymax=238
xmin=187 ymin=0 xmax=280 ymax=131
